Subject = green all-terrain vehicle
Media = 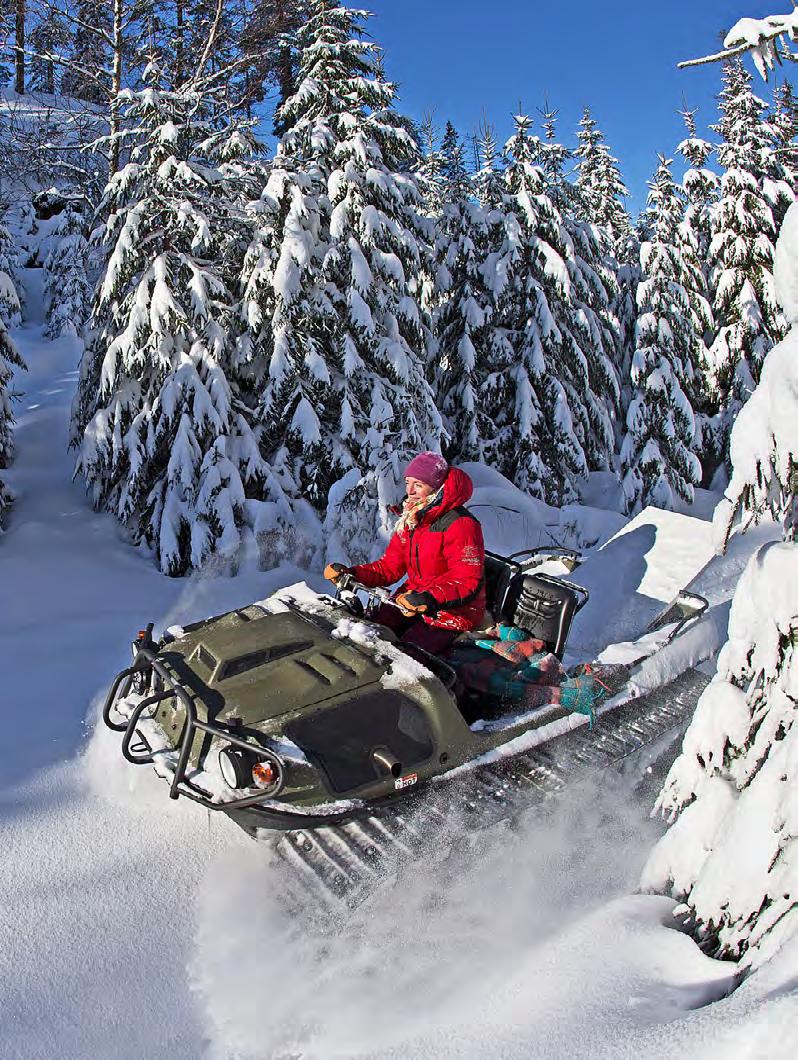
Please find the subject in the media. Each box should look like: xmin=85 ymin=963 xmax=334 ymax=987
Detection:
xmin=102 ymin=548 xmax=705 ymax=837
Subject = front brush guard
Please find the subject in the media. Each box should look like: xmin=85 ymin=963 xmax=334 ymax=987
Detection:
xmin=102 ymin=647 xmax=288 ymax=813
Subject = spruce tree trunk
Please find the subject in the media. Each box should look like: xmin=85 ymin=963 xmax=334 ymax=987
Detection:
xmin=110 ymin=0 xmax=124 ymax=173
xmin=275 ymin=1 xmax=298 ymax=108
xmin=14 ymin=0 xmax=25 ymax=95
xmin=175 ymin=0 xmax=185 ymax=86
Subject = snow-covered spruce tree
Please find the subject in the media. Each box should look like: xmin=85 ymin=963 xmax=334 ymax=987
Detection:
xmin=312 ymin=0 xmax=442 ymax=558
xmin=492 ymin=115 xmax=573 ymax=499
xmin=620 ymin=157 xmax=702 ymax=513
xmin=536 ymin=109 xmax=622 ymax=474
xmin=500 ymin=113 xmax=620 ymax=502
xmin=71 ymin=63 xmax=269 ymax=575
xmin=642 ymin=201 xmax=798 ymax=970
xmin=0 ymin=314 xmax=24 ymax=515
xmin=241 ymin=0 xmax=441 ymax=563
xmin=771 ymin=80 xmax=798 ymax=181
xmin=679 ymin=109 xmax=719 ymax=276
xmin=29 ymin=8 xmax=72 ymax=95
xmin=574 ymin=106 xmax=633 ymax=255
xmin=240 ymin=1 xmax=310 ymax=112
xmin=675 ymin=108 xmax=718 ymax=470
xmin=762 ymin=80 xmax=797 ymax=233
xmin=415 ymin=113 xmax=446 ymax=220
xmin=42 ymin=206 xmax=92 ymax=339
xmin=60 ymin=0 xmax=112 ymax=103
xmin=534 ymin=102 xmax=578 ymax=216
xmin=713 ymin=201 xmax=798 ymax=550
xmin=0 ymin=211 xmax=22 ymax=329
xmin=433 ymin=122 xmax=498 ymax=463
xmin=613 ymin=229 xmax=642 ymax=417
xmin=708 ymin=60 xmax=789 ymax=434
xmin=572 ymin=106 xmax=633 ymax=434
xmin=473 ymin=121 xmax=504 ymax=210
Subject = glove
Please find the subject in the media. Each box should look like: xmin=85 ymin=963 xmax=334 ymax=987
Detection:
xmin=395 ymin=590 xmax=437 ymax=617
xmin=324 ymin=562 xmax=348 ymax=584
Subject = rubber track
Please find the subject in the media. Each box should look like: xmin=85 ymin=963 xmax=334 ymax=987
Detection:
xmin=270 ymin=668 xmax=709 ymax=909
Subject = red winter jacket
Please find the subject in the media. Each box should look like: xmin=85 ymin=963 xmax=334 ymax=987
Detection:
xmin=350 ymin=467 xmax=486 ymax=632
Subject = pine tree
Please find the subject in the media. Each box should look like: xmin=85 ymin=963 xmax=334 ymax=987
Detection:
xmin=572 ymin=106 xmax=632 ymax=448
xmin=434 ymin=122 xmax=497 ymax=463
xmin=489 ymin=114 xmax=620 ymax=502
xmin=415 ymin=113 xmax=446 ymax=220
xmin=71 ymin=63 xmax=269 ymax=574
xmin=241 ymin=0 xmax=309 ymax=114
xmin=29 ymin=8 xmax=72 ymax=95
xmin=0 ymin=3 xmax=12 ymax=87
xmin=574 ymin=106 xmax=633 ymax=254
xmin=181 ymin=0 xmax=243 ymax=106
xmin=614 ymin=230 xmax=642 ymax=420
xmin=534 ymin=101 xmax=572 ymax=213
xmin=241 ymin=0 xmax=441 ymax=561
xmin=0 ymin=211 xmax=22 ymax=329
xmin=676 ymin=107 xmax=717 ymax=465
xmin=643 ymin=204 xmax=798 ymax=971
xmin=497 ymin=113 xmax=621 ymax=502
xmin=495 ymin=114 xmax=572 ymax=499
xmin=620 ymin=157 xmax=702 ymax=513
xmin=473 ymin=121 xmax=504 ymax=207
xmin=42 ymin=206 xmax=92 ymax=339
xmin=767 ymin=79 xmax=798 ymax=228
xmin=60 ymin=0 xmax=112 ymax=103
xmin=771 ymin=80 xmax=798 ymax=169
xmin=537 ymin=107 xmax=622 ymax=474
xmin=708 ymin=60 xmax=787 ymax=429
xmin=0 ymin=312 xmax=24 ymax=516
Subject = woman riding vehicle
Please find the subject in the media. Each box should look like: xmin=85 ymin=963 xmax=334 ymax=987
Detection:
xmin=324 ymin=453 xmax=486 ymax=657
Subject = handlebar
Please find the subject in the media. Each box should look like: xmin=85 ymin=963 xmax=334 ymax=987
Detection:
xmin=505 ymin=546 xmax=583 ymax=570
xmin=334 ymin=573 xmax=402 ymax=612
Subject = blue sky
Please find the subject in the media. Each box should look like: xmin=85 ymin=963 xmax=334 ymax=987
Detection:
xmin=364 ymin=1 xmax=787 ymax=213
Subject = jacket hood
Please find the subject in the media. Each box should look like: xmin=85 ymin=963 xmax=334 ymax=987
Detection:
xmin=422 ymin=466 xmax=474 ymax=523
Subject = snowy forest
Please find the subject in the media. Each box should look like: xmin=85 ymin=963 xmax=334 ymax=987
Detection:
xmin=0 ymin=3 xmax=797 ymax=1058
xmin=0 ymin=1 xmax=795 ymax=573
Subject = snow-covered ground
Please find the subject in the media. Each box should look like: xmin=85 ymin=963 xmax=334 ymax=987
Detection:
xmin=0 ymin=275 xmax=795 ymax=1058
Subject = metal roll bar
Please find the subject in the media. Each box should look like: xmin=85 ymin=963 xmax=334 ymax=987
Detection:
xmin=103 ymin=647 xmax=287 ymax=809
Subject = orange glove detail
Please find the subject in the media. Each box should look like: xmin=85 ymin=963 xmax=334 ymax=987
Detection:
xmin=324 ymin=562 xmax=348 ymax=584
xmin=395 ymin=590 xmax=437 ymax=616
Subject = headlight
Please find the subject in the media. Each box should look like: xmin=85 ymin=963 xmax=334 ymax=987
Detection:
xmin=219 ymin=746 xmax=251 ymax=789
xmin=218 ymin=745 xmax=284 ymax=795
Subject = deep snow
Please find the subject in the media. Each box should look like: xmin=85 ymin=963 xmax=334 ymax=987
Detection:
xmin=0 ymin=274 xmax=795 ymax=1058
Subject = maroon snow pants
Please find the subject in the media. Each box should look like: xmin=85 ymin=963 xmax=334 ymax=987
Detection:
xmin=372 ymin=603 xmax=459 ymax=657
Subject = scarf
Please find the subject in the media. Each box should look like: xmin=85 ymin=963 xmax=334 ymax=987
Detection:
xmin=394 ymin=486 xmax=444 ymax=536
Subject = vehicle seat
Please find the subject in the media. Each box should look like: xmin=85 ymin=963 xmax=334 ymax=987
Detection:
xmin=482 ymin=552 xmax=588 ymax=660
xmin=483 ymin=552 xmax=520 ymax=622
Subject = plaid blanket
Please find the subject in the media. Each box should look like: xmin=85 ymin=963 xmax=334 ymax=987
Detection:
xmin=447 ymin=625 xmax=625 ymax=726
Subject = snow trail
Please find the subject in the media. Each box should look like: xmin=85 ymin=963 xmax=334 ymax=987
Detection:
xmin=0 ymin=278 xmax=301 ymax=1058
xmin=0 ymin=270 xmax=181 ymax=787
xmin=189 ymin=774 xmax=736 ymax=1060
xmin=0 ymin=755 xmax=236 ymax=1059
xmin=0 ymin=275 xmax=792 ymax=1058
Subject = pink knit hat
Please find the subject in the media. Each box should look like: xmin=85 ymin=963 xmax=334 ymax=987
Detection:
xmin=405 ymin=452 xmax=449 ymax=490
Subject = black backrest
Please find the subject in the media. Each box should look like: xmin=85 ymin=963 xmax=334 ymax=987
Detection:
xmin=500 ymin=573 xmax=580 ymax=659
xmin=483 ymin=552 xmax=519 ymax=622
xmin=484 ymin=551 xmax=584 ymax=659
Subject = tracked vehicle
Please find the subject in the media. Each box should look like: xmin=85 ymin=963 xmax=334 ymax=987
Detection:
xmin=103 ymin=548 xmax=709 ymax=843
